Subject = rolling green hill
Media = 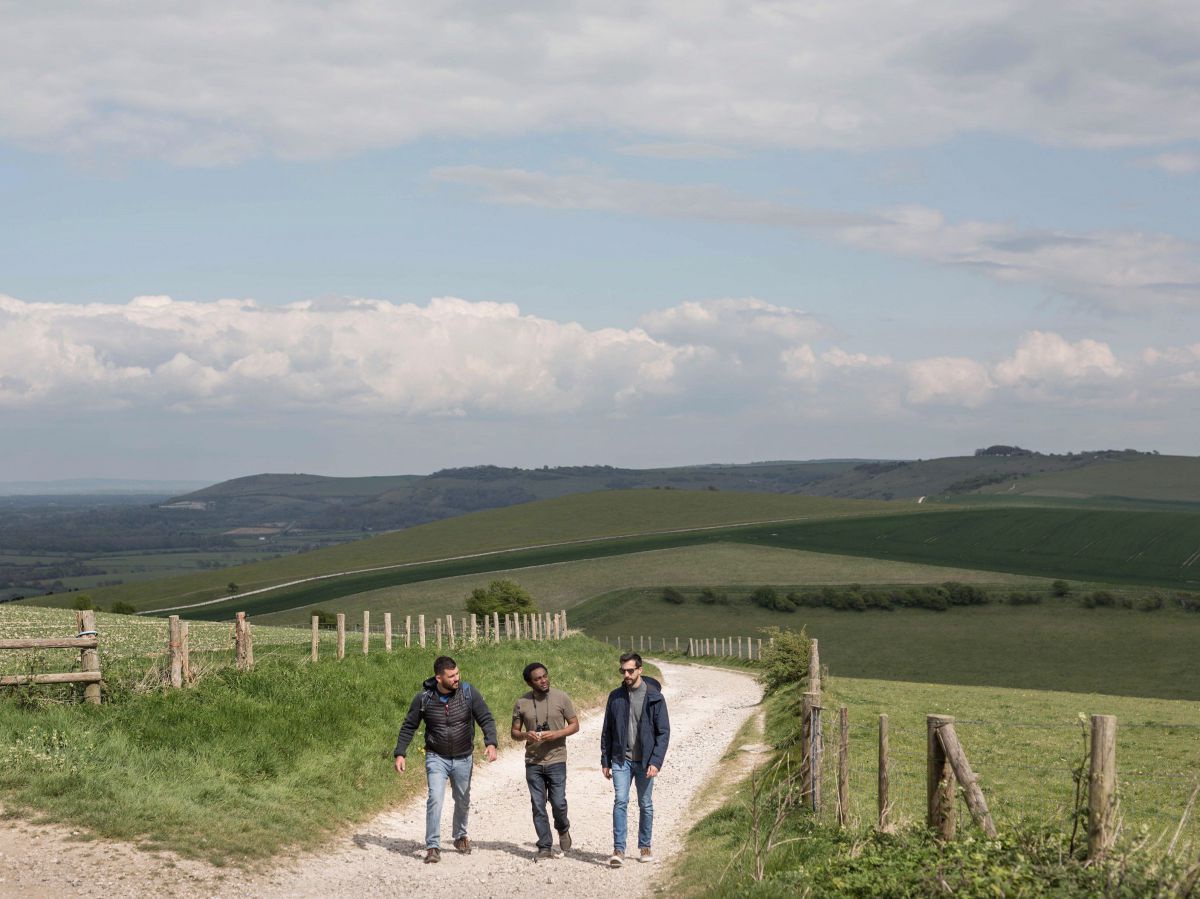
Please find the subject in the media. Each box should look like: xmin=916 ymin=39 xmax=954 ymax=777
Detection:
xmin=74 ymin=491 xmax=904 ymax=613
xmin=973 ymin=454 xmax=1200 ymax=503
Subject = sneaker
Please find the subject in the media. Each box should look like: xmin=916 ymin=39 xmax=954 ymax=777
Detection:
xmin=454 ymin=836 xmax=472 ymax=854
xmin=534 ymin=847 xmax=554 ymax=861
xmin=424 ymin=847 xmax=441 ymax=864
xmin=559 ymin=830 xmax=572 ymax=852
xmin=608 ymin=850 xmax=624 ymax=868
xmin=640 ymin=847 xmax=655 ymax=863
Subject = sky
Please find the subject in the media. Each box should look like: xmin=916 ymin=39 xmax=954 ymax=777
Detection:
xmin=2 ymin=0 xmax=1199 ymax=481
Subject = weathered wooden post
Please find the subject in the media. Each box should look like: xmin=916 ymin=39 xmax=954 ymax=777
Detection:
xmin=1088 ymin=715 xmax=1118 ymax=861
xmin=77 ymin=610 xmax=101 ymax=705
xmin=837 ymin=706 xmax=850 ymax=827
xmin=311 ymin=615 xmax=320 ymax=662
xmin=362 ymin=610 xmax=370 ymax=655
xmin=493 ymin=612 xmax=500 ymax=643
xmin=167 ymin=615 xmax=183 ymax=688
xmin=460 ymin=617 xmax=466 ymax=645
xmin=561 ymin=608 xmax=568 ymax=633
xmin=447 ymin=614 xmax=455 ymax=648
xmin=336 ymin=613 xmax=345 ymax=660
xmin=180 ymin=620 xmax=190 ymax=683
xmin=471 ymin=614 xmax=478 ymax=644
xmin=878 ymin=714 xmax=890 ymax=831
xmin=809 ymin=638 xmax=820 ymax=693
xmin=436 ymin=618 xmax=443 ymax=650
xmin=802 ymin=691 xmax=823 ymax=812
xmin=926 ymin=715 xmax=956 ymax=840
xmin=935 ymin=720 xmax=997 ymax=837
xmin=419 ymin=614 xmax=426 ymax=648
xmin=757 ymin=637 xmax=762 ymax=659
xmin=235 ymin=611 xmax=254 ymax=670
xmin=384 ymin=612 xmax=393 ymax=652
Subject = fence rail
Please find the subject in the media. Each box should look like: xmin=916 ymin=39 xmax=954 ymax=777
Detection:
xmin=0 ymin=610 xmax=102 ymax=703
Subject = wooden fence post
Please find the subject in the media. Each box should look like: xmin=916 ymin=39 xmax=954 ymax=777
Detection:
xmin=311 ymin=615 xmax=319 ymax=662
xmin=926 ymin=715 xmax=956 ymax=840
xmin=878 ymin=714 xmax=890 ymax=831
xmin=76 ymin=610 xmax=101 ymax=705
xmin=934 ymin=720 xmax=997 ymax=837
xmin=471 ymin=614 xmax=478 ymax=644
xmin=460 ymin=617 xmax=466 ymax=645
xmin=180 ymin=620 xmax=190 ymax=684
xmin=336 ymin=613 xmax=345 ymax=660
xmin=493 ymin=612 xmax=500 ymax=643
xmin=804 ymin=691 xmax=823 ymax=812
xmin=1088 ymin=715 xmax=1118 ymax=861
xmin=384 ymin=612 xmax=393 ymax=652
xmin=809 ymin=638 xmax=821 ymax=693
xmin=561 ymin=608 xmax=568 ymax=633
xmin=446 ymin=615 xmax=455 ymax=648
xmin=235 ymin=611 xmax=254 ymax=670
xmin=362 ymin=611 xmax=370 ymax=655
xmin=757 ymin=637 xmax=762 ymax=659
xmin=419 ymin=614 xmax=426 ymax=648
xmin=837 ymin=706 xmax=850 ymax=827
xmin=167 ymin=615 xmax=183 ymax=688
xmin=436 ymin=618 xmax=443 ymax=650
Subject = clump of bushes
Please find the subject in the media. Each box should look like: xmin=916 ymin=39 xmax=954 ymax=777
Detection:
xmin=466 ymin=579 xmax=537 ymax=615
xmin=108 ymin=601 xmax=137 ymax=615
xmin=757 ymin=625 xmax=809 ymax=694
xmin=71 ymin=594 xmax=94 ymax=611
xmin=1052 ymin=579 xmax=1071 ymax=597
xmin=662 ymin=586 xmax=686 ymax=605
xmin=311 ymin=608 xmax=338 ymax=628
xmin=699 ymin=587 xmax=730 ymax=605
xmin=1006 ymin=591 xmax=1042 ymax=606
xmin=751 ymin=586 xmax=796 ymax=612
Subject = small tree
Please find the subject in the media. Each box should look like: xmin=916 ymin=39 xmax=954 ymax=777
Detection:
xmin=312 ymin=608 xmax=338 ymax=629
xmin=466 ymin=579 xmax=538 ymax=616
xmin=109 ymin=601 xmax=136 ymax=615
xmin=227 ymin=582 xmax=240 ymax=596
xmin=758 ymin=625 xmax=810 ymax=694
xmin=1052 ymin=580 xmax=1071 ymax=597
xmin=71 ymin=594 xmax=94 ymax=611
xmin=662 ymin=587 xmax=686 ymax=605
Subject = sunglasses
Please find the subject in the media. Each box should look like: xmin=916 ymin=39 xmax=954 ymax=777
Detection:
xmin=619 ymin=666 xmax=639 ymax=674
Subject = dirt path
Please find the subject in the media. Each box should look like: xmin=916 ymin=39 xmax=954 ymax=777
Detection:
xmin=0 ymin=662 xmax=760 ymax=898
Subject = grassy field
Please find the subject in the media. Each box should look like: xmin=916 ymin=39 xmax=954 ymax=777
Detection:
xmin=736 ymin=506 xmax=1200 ymax=587
xmin=0 ymin=636 xmax=624 ymax=863
xmin=667 ymin=674 xmax=1200 ymax=896
xmin=572 ymin=589 xmax=1200 ymax=700
xmin=975 ymin=454 xmax=1200 ymax=503
xmin=253 ymin=543 xmax=1045 ymax=626
xmin=54 ymin=491 xmax=908 ymax=616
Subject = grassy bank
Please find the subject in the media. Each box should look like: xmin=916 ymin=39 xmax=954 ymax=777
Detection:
xmin=667 ymin=674 xmax=1200 ymax=896
xmin=573 ymin=588 xmax=1200 ymax=700
xmin=0 ymin=636 xmax=626 ymax=864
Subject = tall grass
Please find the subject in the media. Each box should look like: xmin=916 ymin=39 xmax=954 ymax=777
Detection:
xmin=0 ymin=636 xmax=623 ymax=863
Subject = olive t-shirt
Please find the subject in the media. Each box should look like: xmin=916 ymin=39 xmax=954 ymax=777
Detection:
xmin=512 ymin=687 xmax=578 ymax=765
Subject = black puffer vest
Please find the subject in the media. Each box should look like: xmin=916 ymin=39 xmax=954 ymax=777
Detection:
xmin=420 ymin=678 xmax=475 ymax=758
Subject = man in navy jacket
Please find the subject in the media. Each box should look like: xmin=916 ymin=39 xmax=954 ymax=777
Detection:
xmin=600 ymin=651 xmax=670 ymax=867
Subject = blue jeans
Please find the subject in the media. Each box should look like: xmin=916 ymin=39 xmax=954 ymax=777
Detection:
xmin=611 ymin=758 xmax=654 ymax=852
xmin=425 ymin=752 xmax=473 ymax=849
xmin=526 ymin=762 xmax=570 ymax=850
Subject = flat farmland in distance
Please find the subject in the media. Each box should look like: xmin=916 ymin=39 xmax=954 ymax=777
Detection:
xmin=739 ymin=507 xmax=1200 ymax=587
xmin=255 ymin=543 xmax=1045 ymax=626
xmin=572 ymin=589 xmax=1200 ymax=700
xmin=77 ymin=490 xmax=907 ymax=612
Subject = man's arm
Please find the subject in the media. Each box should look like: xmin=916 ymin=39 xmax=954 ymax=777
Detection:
xmin=646 ymin=697 xmax=671 ymax=773
xmin=599 ymin=695 xmax=612 ymax=770
xmin=393 ymin=694 xmax=424 ymax=773
xmin=471 ymin=687 xmax=499 ymax=748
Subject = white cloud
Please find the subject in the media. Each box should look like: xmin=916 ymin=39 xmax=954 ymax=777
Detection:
xmin=4 ymin=1 xmax=1200 ymax=163
xmin=905 ymin=357 xmax=995 ymax=407
xmin=440 ymin=168 xmax=1200 ymax=313
xmin=1138 ymin=152 xmax=1200 ymax=175
xmin=993 ymin=331 xmax=1124 ymax=387
xmin=615 ymin=143 xmax=740 ymax=160
xmin=639 ymin=298 xmax=828 ymax=349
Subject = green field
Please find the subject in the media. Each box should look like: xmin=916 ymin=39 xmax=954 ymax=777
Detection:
xmin=976 ymin=454 xmax=1200 ymax=503
xmin=740 ymin=506 xmax=1200 ymax=587
xmin=62 ymin=491 xmax=906 ymax=614
xmin=254 ymin=543 xmax=1044 ymax=626
xmin=572 ymin=589 xmax=1200 ymax=700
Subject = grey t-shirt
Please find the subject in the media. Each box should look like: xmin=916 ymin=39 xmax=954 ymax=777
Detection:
xmin=625 ymin=681 xmax=648 ymax=761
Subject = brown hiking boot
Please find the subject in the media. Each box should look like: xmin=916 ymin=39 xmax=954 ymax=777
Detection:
xmin=424 ymin=847 xmax=440 ymax=864
xmin=454 ymin=836 xmax=472 ymax=854
xmin=534 ymin=847 xmax=554 ymax=861
xmin=608 ymin=849 xmax=624 ymax=868
xmin=640 ymin=847 xmax=655 ymax=863
xmin=559 ymin=830 xmax=572 ymax=852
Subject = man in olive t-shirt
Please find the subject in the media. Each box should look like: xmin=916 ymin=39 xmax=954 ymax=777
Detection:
xmin=511 ymin=661 xmax=580 ymax=860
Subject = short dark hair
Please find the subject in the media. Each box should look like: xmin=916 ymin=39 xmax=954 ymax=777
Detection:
xmin=619 ymin=652 xmax=642 ymax=668
xmin=522 ymin=662 xmax=548 ymax=685
xmin=434 ymin=655 xmax=457 ymax=675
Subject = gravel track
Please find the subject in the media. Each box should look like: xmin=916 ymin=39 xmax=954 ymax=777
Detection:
xmin=0 ymin=661 xmax=760 ymax=898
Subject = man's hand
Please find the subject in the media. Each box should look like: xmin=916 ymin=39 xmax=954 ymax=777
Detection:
xmin=394 ymin=756 xmax=406 ymax=774
xmin=485 ymin=745 xmax=498 ymax=763
xmin=602 ymin=767 xmax=612 ymax=780
xmin=646 ymin=765 xmax=659 ymax=778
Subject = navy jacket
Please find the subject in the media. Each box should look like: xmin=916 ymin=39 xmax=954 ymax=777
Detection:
xmin=600 ymin=675 xmax=670 ymax=770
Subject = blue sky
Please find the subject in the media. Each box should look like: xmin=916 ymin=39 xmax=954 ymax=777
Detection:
xmin=2 ymin=1 xmax=1199 ymax=480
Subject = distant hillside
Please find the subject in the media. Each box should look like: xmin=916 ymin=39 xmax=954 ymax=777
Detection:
xmin=164 ymin=450 xmax=1181 ymax=532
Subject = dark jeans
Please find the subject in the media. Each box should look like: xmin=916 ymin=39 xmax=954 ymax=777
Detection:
xmin=525 ymin=762 xmax=570 ymax=849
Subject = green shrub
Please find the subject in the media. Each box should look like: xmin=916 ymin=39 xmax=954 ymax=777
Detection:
xmin=466 ymin=579 xmax=538 ymax=616
xmin=70 ymin=594 xmax=94 ymax=611
xmin=757 ymin=625 xmax=809 ymax=694
xmin=108 ymin=601 xmax=137 ymax=615
xmin=1007 ymin=591 xmax=1042 ymax=606
xmin=311 ymin=608 xmax=338 ymax=628
xmin=698 ymin=587 xmax=729 ymax=605
xmin=751 ymin=586 xmax=795 ymax=613
xmin=1138 ymin=593 xmax=1164 ymax=612
xmin=1052 ymin=579 xmax=1071 ymax=597
xmin=1088 ymin=590 xmax=1116 ymax=608
xmin=662 ymin=586 xmax=686 ymax=605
